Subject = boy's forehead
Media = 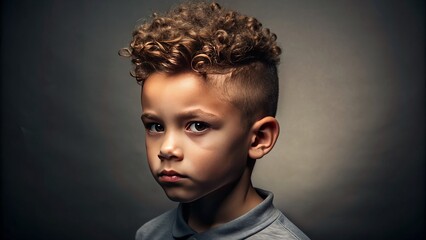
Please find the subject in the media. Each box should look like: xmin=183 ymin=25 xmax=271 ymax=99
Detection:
xmin=141 ymin=71 xmax=231 ymax=96
xmin=140 ymin=71 xmax=241 ymax=112
xmin=141 ymin=72 xmax=223 ymax=103
xmin=142 ymin=72 xmax=204 ymax=93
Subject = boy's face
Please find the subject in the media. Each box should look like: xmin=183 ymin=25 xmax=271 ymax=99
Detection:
xmin=141 ymin=72 xmax=252 ymax=203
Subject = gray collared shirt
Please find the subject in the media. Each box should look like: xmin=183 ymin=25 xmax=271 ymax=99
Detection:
xmin=136 ymin=189 xmax=310 ymax=240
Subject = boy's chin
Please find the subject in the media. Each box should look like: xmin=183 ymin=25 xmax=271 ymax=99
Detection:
xmin=166 ymin=195 xmax=194 ymax=203
xmin=162 ymin=188 xmax=203 ymax=203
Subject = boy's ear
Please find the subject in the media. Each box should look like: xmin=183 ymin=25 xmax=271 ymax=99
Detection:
xmin=248 ymin=116 xmax=280 ymax=159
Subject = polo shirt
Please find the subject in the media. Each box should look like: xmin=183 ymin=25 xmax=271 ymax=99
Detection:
xmin=136 ymin=189 xmax=310 ymax=239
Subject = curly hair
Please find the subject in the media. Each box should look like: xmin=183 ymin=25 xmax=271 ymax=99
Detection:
xmin=120 ymin=1 xmax=282 ymax=123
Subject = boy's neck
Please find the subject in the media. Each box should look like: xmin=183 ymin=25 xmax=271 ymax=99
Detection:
xmin=183 ymin=167 xmax=263 ymax=233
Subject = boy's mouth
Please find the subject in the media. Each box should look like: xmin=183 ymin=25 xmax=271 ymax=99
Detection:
xmin=158 ymin=170 xmax=186 ymax=182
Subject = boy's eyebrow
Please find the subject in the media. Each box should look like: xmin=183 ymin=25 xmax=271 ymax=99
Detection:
xmin=141 ymin=113 xmax=159 ymax=121
xmin=176 ymin=109 xmax=220 ymax=120
xmin=140 ymin=109 xmax=220 ymax=121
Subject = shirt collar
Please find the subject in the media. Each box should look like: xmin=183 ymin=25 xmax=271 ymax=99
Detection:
xmin=172 ymin=188 xmax=280 ymax=239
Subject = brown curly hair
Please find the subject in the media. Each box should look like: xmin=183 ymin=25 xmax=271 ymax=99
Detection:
xmin=120 ymin=1 xmax=282 ymax=124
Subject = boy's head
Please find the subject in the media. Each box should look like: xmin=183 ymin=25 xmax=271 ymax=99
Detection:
xmin=121 ymin=1 xmax=281 ymax=126
xmin=122 ymin=1 xmax=282 ymax=203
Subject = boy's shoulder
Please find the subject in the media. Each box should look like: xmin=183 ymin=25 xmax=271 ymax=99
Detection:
xmin=245 ymin=206 xmax=310 ymax=240
xmin=239 ymin=188 xmax=310 ymax=240
xmin=135 ymin=189 xmax=310 ymax=240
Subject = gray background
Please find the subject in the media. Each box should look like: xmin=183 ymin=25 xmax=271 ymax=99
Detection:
xmin=1 ymin=0 xmax=424 ymax=239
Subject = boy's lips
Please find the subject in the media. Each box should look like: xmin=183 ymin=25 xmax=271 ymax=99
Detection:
xmin=158 ymin=170 xmax=186 ymax=183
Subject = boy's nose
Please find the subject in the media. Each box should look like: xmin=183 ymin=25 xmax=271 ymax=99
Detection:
xmin=158 ymin=132 xmax=183 ymax=161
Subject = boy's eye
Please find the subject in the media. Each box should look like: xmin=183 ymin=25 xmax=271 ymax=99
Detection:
xmin=186 ymin=122 xmax=209 ymax=133
xmin=147 ymin=123 xmax=164 ymax=133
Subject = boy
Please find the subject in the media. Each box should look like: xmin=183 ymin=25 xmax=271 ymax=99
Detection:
xmin=121 ymin=1 xmax=310 ymax=239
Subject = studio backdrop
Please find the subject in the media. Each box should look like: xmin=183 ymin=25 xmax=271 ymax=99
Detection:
xmin=1 ymin=0 xmax=424 ymax=239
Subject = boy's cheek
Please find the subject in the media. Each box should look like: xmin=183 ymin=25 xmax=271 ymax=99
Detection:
xmin=145 ymin=143 xmax=159 ymax=162
xmin=187 ymin=131 xmax=242 ymax=150
xmin=144 ymin=136 xmax=161 ymax=148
